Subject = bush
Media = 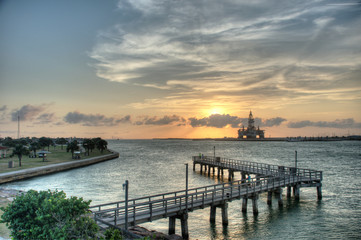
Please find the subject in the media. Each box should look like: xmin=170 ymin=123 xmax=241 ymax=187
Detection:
xmin=104 ymin=228 xmax=123 ymax=240
xmin=0 ymin=189 xmax=99 ymax=240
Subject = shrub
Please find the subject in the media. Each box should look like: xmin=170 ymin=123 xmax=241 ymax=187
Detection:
xmin=0 ymin=189 xmax=99 ymax=239
xmin=104 ymin=228 xmax=123 ymax=240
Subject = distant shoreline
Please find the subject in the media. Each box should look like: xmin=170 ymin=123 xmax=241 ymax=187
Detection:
xmin=153 ymin=136 xmax=361 ymax=141
xmin=0 ymin=150 xmax=119 ymax=184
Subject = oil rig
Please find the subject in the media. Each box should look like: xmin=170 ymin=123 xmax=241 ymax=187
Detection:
xmin=238 ymin=111 xmax=265 ymax=139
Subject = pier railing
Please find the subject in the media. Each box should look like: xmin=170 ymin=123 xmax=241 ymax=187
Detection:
xmin=90 ymin=166 xmax=322 ymax=228
xmin=193 ymin=156 xmax=323 ymax=180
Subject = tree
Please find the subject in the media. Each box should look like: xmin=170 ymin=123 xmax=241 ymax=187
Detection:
xmin=82 ymin=139 xmax=94 ymax=156
xmin=39 ymin=137 xmax=49 ymax=150
xmin=29 ymin=141 xmax=40 ymax=157
xmin=56 ymin=137 xmax=68 ymax=150
xmin=38 ymin=137 xmax=53 ymax=151
xmin=88 ymin=139 xmax=96 ymax=153
xmin=0 ymin=189 xmax=99 ymax=240
xmin=96 ymin=139 xmax=108 ymax=153
xmin=67 ymin=140 xmax=79 ymax=159
xmin=2 ymin=137 xmax=15 ymax=148
xmin=92 ymin=137 xmax=101 ymax=146
xmin=12 ymin=144 xmax=29 ymax=167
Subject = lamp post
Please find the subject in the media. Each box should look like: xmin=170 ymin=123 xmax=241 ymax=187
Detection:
xmin=123 ymin=180 xmax=129 ymax=230
xmin=213 ymin=146 xmax=215 ymax=158
xmin=185 ymin=163 xmax=189 ymax=214
xmin=295 ymin=150 xmax=298 ymax=169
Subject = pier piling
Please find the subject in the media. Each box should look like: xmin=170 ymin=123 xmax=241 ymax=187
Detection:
xmin=209 ymin=203 xmax=228 ymax=225
xmin=287 ymin=186 xmax=291 ymax=198
xmin=242 ymin=197 xmax=248 ymax=213
xmin=294 ymin=185 xmax=300 ymax=200
xmin=252 ymin=195 xmax=259 ymax=215
xmin=267 ymin=191 xmax=272 ymax=205
xmin=168 ymin=213 xmax=189 ymax=239
xmin=276 ymin=188 xmax=283 ymax=207
xmin=317 ymin=184 xmax=322 ymax=200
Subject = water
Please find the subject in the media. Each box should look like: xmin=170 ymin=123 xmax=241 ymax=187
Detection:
xmin=2 ymin=140 xmax=361 ymax=239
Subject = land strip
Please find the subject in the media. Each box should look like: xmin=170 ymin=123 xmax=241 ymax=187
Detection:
xmin=0 ymin=149 xmax=119 ymax=184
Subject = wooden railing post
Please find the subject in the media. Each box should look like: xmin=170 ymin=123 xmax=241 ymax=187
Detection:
xmin=149 ymin=202 xmax=153 ymax=221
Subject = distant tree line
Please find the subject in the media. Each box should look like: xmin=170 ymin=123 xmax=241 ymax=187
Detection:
xmin=0 ymin=137 xmax=108 ymax=167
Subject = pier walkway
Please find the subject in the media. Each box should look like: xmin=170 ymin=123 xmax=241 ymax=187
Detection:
xmin=90 ymin=156 xmax=322 ymax=239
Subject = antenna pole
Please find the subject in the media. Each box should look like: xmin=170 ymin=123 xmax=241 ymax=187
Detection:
xmin=17 ymin=113 xmax=20 ymax=139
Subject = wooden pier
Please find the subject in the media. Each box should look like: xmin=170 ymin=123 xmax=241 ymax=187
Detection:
xmin=90 ymin=156 xmax=322 ymax=239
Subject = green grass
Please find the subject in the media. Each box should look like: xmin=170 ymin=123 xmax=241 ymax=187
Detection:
xmin=0 ymin=146 xmax=111 ymax=174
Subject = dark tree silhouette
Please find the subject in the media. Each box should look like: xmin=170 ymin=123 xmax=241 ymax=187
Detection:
xmin=12 ymin=144 xmax=29 ymax=167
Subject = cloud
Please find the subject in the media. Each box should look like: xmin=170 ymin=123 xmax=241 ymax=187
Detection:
xmin=64 ymin=111 xmax=131 ymax=126
xmin=89 ymin=0 xmax=361 ymax=112
xmin=189 ymin=114 xmax=245 ymax=128
xmin=34 ymin=113 xmax=56 ymax=124
xmin=288 ymin=118 xmax=361 ymax=129
xmin=136 ymin=115 xmax=185 ymax=126
xmin=11 ymin=104 xmax=47 ymax=121
xmin=189 ymin=114 xmax=287 ymax=129
xmin=263 ymin=117 xmax=287 ymax=127
xmin=0 ymin=105 xmax=7 ymax=121
xmin=0 ymin=105 xmax=7 ymax=112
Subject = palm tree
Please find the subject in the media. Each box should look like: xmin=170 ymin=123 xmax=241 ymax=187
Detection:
xmin=88 ymin=139 xmax=95 ymax=153
xmin=12 ymin=144 xmax=29 ymax=167
xmin=29 ymin=142 xmax=40 ymax=157
xmin=96 ymin=139 xmax=108 ymax=153
xmin=82 ymin=139 xmax=94 ymax=156
xmin=67 ymin=140 xmax=79 ymax=159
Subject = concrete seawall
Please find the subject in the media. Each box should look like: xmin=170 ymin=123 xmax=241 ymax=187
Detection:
xmin=0 ymin=150 xmax=119 ymax=184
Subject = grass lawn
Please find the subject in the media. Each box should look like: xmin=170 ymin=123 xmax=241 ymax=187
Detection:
xmin=0 ymin=146 xmax=111 ymax=174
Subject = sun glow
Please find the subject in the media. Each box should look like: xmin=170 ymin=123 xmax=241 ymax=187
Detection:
xmin=208 ymin=107 xmax=225 ymax=115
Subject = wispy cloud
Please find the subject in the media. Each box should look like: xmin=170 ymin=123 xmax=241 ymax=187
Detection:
xmin=135 ymin=115 xmax=185 ymax=126
xmin=288 ymin=118 xmax=361 ymax=129
xmin=89 ymin=0 xmax=361 ymax=111
xmin=35 ymin=113 xmax=56 ymax=124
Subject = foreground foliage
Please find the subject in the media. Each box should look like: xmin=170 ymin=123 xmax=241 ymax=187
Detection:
xmin=0 ymin=190 xmax=99 ymax=240
xmin=104 ymin=228 xmax=123 ymax=240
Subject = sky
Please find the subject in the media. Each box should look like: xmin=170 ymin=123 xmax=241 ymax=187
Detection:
xmin=0 ymin=0 xmax=361 ymax=139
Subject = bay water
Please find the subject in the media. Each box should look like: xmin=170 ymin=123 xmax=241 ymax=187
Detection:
xmin=2 ymin=140 xmax=361 ymax=239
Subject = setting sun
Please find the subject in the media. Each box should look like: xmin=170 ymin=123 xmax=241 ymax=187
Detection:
xmin=207 ymin=107 xmax=225 ymax=116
